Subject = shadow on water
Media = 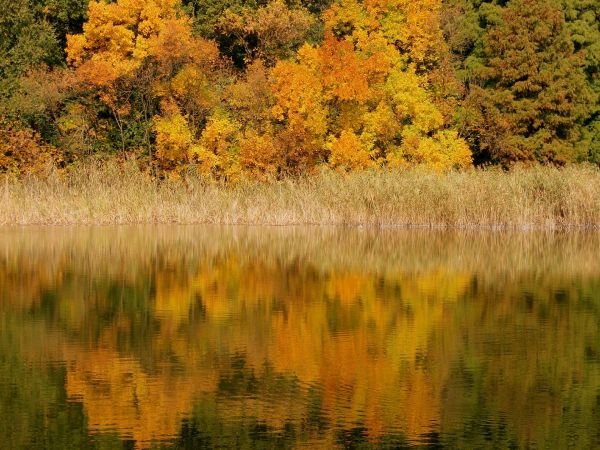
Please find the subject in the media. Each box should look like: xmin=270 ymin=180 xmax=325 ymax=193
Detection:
xmin=0 ymin=226 xmax=599 ymax=448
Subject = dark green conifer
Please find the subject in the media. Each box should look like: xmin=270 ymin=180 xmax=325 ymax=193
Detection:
xmin=445 ymin=0 xmax=598 ymax=165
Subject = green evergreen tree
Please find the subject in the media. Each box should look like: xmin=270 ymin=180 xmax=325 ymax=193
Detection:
xmin=562 ymin=0 xmax=599 ymax=162
xmin=445 ymin=0 xmax=598 ymax=165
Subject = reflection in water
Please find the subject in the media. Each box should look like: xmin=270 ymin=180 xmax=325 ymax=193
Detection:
xmin=0 ymin=227 xmax=599 ymax=449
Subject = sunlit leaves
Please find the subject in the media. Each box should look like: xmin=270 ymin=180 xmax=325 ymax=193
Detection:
xmin=226 ymin=60 xmax=274 ymax=131
xmin=239 ymin=129 xmax=280 ymax=179
xmin=3 ymin=0 xmax=600 ymax=173
xmin=154 ymin=105 xmax=193 ymax=167
xmin=6 ymin=0 xmax=475 ymax=177
xmin=191 ymin=110 xmax=241 ymax=178
xmin=389 ymin=128 xmax=472 ymax=171
xmin=319 ymin=34 xmax=372 ymax=103
xmin=328 ymin=129 xmax=374 ymax=171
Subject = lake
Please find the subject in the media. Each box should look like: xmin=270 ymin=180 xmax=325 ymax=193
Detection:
xmin=0 ymin=226 xmax=599 ymax=449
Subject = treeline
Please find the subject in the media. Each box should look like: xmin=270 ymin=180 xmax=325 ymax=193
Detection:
xmin=0 ymin=0 xmax=598 ymax=178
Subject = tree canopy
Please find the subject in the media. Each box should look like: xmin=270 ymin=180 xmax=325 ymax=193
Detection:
xmin=0 ymin=0 xmax=598 ymax=177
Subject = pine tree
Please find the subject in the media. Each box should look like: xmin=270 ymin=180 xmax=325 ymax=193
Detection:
xmin=562 ymin=0 xmax=600 ymax=162
xmin=445 ymin=0 xmax=598 ymax=165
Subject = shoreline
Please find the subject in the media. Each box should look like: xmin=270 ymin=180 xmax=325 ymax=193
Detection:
xmin=2 ymin=164 xmax=600 ymax=228
xmin=2 ymin=223 xmax=600 ymax=231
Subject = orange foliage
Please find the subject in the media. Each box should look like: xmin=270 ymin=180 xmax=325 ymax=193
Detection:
xmin=153 ymin=105 xmax=193 ymax=168
xmin=319 ymin=34 xmax=372 ymax=103
xmin=270 ymin=58 xmax=327 ymax=137
xmin=0 ymin=118 xmax=60 ymax=176
xmin=66 ymin=0 xmax=214 ymax=83
xmin=226 ymin=60 xmax=274 ymax=131
xmin=239 ymin=130 xmax=280 ymax=179
xmin=59 ymin=0 xmax=473 ymax=176
xmin=190 ymin=110 xmax=241 ymax=179
xmin=263 ymin=0 xmax=471 ymax=173
xmin=328 ymin=129 xmax=374 ymax=171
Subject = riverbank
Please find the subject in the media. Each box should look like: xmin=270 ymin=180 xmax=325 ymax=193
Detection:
xmin=2 ymin=163 xmax=600 ymax=228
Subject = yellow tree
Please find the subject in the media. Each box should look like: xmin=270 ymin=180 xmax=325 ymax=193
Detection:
xmin=269 ymin=46 xmax=329 ymax=174
xmin=153 ymin=102 xmax=193 ymax=171
xmin=190 ymin=110 xmax=241 ymax=180
xmin=315 ymin=0 xmax=472 ymax=171
xmin=66 ymin=0 xmax=222 ymax=165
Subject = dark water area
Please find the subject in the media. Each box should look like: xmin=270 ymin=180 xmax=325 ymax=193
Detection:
xmin=0 ymin=226 xmax=599 ymax=449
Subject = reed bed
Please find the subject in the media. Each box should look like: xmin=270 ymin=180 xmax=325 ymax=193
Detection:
xmin=2 ymin=163 xmax=600 ymax=228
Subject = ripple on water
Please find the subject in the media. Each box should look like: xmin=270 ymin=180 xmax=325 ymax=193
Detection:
xmin=0 ymin=227 xmax=599 ymax=449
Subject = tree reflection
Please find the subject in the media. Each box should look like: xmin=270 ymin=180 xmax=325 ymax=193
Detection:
xmin=0 ymin=227 xmax=598 ymax=448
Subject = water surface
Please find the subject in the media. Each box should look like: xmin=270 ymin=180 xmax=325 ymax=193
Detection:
xmin=1 ymin=227 xmax=599 ymax=449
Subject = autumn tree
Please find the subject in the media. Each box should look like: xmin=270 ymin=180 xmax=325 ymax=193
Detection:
xmin=0 ymin=117 xmax=60 ymax=175
xmin=269 ymin=46 xmax=330 ymax=173
xmin=66 ymin=0 xmax=224 ymax=167
xmin=225 ymin=60 xmax=282 ymax=178
xmin=264 ymin=0 xmax=472 ymax=172
xmin=561 ymin=0 xmax=599 ymax=162
xmin=217 ymin=0 xmax=316 ymax=66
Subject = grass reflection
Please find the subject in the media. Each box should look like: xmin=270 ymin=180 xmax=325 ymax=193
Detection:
xmin=0 ymin=227 xmax=599 ymax=448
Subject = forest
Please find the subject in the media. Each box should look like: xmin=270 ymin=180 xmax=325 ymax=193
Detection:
xmin=1 ymin=0 xmax=598 ymax=179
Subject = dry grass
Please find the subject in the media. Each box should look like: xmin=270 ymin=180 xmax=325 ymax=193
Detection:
xmin=2 ymin=162 xmax=600 ymax=228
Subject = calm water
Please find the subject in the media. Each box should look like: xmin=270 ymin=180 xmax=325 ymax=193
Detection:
xmin=0 ymin=226 xmax=599 ymax=449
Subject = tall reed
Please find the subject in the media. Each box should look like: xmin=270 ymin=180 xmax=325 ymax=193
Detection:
xmin=2 ymin=162 xmax=600 ymax=228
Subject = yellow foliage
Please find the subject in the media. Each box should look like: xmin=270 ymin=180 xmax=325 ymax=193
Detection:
xmin=326 ymin=0 xmax=448 ymax=68
xmin=63 ymin=0 xmax=473 ymax=177
xmin=239 ymin=130 xmax=280 ymax=179
xmin=198 ymin=113 xmax=239 ymax=156
xmin=328 ymin=129 xmax=374 ymax=171
xmin=375 ymin=0 xmax=447 ymax=67
xmin=269 ymin=56 xmax=329 ymax=173
xmin=385 ymin=68 xmax=444 ymax=133
xmin=361 ymin=101 xmax=400 ymax=148
xmin=323 ymin=0 xmax=375 ymax=39
xmin=67 ymin=0 xmax=181 ymax=77
xmin=226 ymin=60 xmax=274 ymax=130
xmin=191 ymin=111 xmax=241 ymax=178
xmin=390 ymin=128 xmax=472 ymax=171
xmin=153 ymin=109 xmax=193 ymax=165
xmin=170 ymin=66 xmax=212 ymax=106
xmin=66 ymin=0 xmax=220 ymax=115
xmin=265 ymin=0 xmax=471 ymax=174
xmin=270 ymin=57 xmax=327 ymax=137
xmin=336 ymin=102 xmax=369 ymax=133
xmin=169 ymin=64 xmax=218 ymax=128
